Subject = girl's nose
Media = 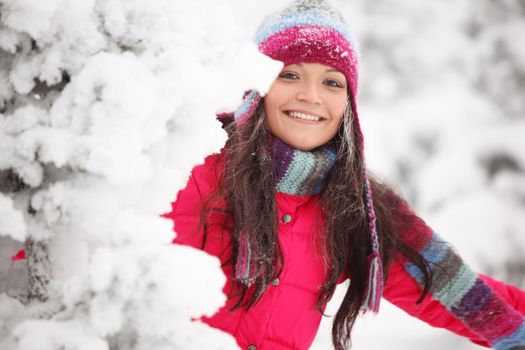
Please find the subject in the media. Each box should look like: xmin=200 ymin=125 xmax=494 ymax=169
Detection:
xmin=296 ymin=83 xmax=322 ymax=105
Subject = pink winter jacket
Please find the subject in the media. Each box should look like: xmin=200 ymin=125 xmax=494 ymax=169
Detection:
xmin=163 ymin=152 xmax=525 ymax=350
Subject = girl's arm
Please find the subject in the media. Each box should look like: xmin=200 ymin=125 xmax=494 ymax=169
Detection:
xmin=383 ymin=203 xmax=525 ymax=349
xmin=384 ymin=259 xmax=525 ymax=348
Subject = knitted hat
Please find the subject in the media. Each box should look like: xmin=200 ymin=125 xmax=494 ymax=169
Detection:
xmin=230 ymin=0 xmax=383 ymax=313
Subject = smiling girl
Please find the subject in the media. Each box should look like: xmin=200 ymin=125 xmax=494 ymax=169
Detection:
xmin=163 ymin=1 xmax=525 ymax=349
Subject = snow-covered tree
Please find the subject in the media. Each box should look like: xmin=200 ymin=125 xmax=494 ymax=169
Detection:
xmin=0 ymin=0 xmax=279 ymax=349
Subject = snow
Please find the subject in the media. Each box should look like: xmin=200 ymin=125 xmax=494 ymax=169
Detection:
xmin=0 ymin=194 xmax=26 ymax=241
xmin=1 ymin=0 xmax=61 ymax=39
xmin=10 ymin=319 xmax=109 ymax=350
xmin=1 ymin=0 xmax=524 ymax=349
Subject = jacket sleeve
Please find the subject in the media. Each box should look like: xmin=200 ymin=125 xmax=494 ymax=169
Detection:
xmin=162 ymin=152 xmax=232 ymax=259
xmin=384 ymin=259 xmax=525 ymax=348
xmin=383 ymin=201 xmax=525 ymax=349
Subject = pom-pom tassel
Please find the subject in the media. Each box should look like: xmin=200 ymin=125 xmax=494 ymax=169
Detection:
xmin=363 ymin=252 xmax=384 ymax=313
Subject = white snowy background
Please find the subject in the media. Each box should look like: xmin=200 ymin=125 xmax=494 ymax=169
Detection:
xmin=0 ymin=0 xmax=524 ymax=349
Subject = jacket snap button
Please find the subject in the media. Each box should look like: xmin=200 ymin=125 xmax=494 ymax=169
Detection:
xmin=282 ymin=214 xmax=292 ymax=224
xmin=271 ymin=278 xmax=280 ymax=286
xmin=247 ymin=346 xmax=256 ymax=350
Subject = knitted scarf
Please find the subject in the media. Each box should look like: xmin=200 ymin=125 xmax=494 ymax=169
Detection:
xmin=272 ymin=136 xmax=337 ymax=196
xmin=234 ymin=136 xmax=337 ymax=285
xmin=273 ymin=136 xmax=382 ymax=314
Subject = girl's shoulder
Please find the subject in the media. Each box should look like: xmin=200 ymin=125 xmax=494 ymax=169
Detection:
xmin=188 ymin=149 xmax=226 ymax=195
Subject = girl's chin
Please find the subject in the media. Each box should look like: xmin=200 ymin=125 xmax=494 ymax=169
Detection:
xmin=281 ymin=138 xmax=323 ymax=151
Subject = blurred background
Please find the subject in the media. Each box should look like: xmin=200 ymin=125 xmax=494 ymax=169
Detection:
xmin=311 ymin=1 xmax=525 ymax=348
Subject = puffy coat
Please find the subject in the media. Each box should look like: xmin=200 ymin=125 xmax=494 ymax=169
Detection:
xmin=164 ymin=152 xmax=525 ymax=350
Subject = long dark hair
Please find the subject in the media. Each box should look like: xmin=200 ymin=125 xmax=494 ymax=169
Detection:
xmin=199 ymin=98 xmax=433 ymax=349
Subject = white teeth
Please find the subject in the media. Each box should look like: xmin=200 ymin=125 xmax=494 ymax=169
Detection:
xmin=288 ymin=111 xmax=321 ymax=122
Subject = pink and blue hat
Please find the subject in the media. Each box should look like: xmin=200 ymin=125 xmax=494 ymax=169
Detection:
xmin=235 ymin=0 xmax=361 ymax=138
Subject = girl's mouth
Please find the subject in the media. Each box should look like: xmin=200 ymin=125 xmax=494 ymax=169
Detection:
xmin=284 ymin=110 xmax=325 ymax=123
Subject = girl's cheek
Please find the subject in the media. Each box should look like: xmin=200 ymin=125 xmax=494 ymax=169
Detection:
xmin=270 ymin=82 xmax=293 ymax=97
xmin=326 ymin=95 xmax=348 ymax=113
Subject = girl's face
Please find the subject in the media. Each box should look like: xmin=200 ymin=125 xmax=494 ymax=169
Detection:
xmin=264 ymin=62 xmax=349 ymax=151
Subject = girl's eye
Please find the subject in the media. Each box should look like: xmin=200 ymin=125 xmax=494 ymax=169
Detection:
xmin=324 ymin=79 xmax=344 ymax=88
xmin=279 ymin=72 xmax=299 ymax=80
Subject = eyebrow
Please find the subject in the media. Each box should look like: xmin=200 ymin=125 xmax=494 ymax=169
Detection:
xmin=294 ymin=63 xmax=342 ymax=74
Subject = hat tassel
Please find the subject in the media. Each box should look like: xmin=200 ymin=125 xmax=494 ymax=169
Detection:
xmin=364 ymin=251 xmax=384 ymax=313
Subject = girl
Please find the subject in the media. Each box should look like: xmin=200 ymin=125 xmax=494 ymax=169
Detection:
xmin=163 ymin=1 xmax=525 ymax=349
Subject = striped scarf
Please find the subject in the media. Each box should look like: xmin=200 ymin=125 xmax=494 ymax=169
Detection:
xmin=272 ymin=136 xmax=337 ymax=196
xmin=234 ymin=136 xmax=337 ymax=285
xmin=234 ymin=132 xmax=382 ymax=312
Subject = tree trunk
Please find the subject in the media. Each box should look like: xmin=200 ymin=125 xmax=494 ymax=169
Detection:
xmin=26 ymin=237 xmax=51 ymax=302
